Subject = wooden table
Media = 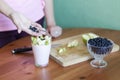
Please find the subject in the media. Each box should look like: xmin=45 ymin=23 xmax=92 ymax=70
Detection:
xmin=0 ymin=28 xmax=120 ymax=80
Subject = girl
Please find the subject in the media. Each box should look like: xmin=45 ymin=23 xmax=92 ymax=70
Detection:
xmin=0 ymin=0 xmax=62 ymax=47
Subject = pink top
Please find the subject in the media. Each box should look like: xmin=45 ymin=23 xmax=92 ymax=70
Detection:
xmin=0 ymin=0 xmax=45 ymax=31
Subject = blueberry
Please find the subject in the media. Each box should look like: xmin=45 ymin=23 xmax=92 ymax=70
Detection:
xmin=88 ymin=37 xmax=113 ymax=55
xmin=29 ymin=26 xmax=39 ymax=33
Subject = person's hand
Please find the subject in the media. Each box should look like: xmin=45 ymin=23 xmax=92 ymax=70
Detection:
xmin=47 ymin=25 xmax=62 ymax=38
xmin=9 ymin=11 xmax=46 ymax=36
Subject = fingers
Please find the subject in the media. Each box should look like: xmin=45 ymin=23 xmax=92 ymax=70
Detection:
xmin=31 ymin=23 xmax=46 ymax=31
xmin=18 ymin=29 xmax=22 ymax=33
xmin=10 ymin=12 xmax=25 ymax=34
xmin=23 ymin=29 xmax=41 ymax=36
xmin=25 ymin=23 xmax=47 ymax=36
xmin=10 ymin=11 xmax=47 ymax=36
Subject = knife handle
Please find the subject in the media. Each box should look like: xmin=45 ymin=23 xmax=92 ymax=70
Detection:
xmin=11 ymin=47 xmax=32 ymax=54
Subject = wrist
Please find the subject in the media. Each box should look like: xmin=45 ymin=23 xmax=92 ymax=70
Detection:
xmin=46 ymin=20 xmax=56 ymax=28
xmin=0 ymin=0 xmax=15 ymax=18
xmin=47 ymin=23 xmax=57 ymax=28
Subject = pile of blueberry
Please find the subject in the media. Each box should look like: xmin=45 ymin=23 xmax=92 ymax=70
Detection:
xmin=87 ymin=37 xmax=113 ymax=54
xmin=29 ymin=26 xmax=39 ymax=33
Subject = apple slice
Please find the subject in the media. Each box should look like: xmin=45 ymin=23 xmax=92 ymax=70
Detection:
xmin=67 ymin=40 xmax=79 ymax=48
xmin=88 ymin=33 xmax=99 ymax=38
xmin=31 ymin=35 xmax=51 ymax=45
xmin=58 ymin=47 xmax=66 ymax=54
xmin=82 ymin=34 xmax=90 ymax=45
xmin=82 ymin=33 xmax=99 ymax=45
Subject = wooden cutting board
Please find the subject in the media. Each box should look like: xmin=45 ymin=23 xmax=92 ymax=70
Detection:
xmin=50 ymin=33 xmax=120 ymax=67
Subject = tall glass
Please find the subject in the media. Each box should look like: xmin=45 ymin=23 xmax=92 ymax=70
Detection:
xmin=31 ymin=35 xmax=51 ymax=67
xmin=87 ymin=37 xmax=113 ymax=68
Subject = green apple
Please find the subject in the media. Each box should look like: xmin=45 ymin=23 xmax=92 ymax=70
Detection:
xmin=58 ymin=47 xmax=66 ymax=54
xmin=88 ymin=33 xmax=99 ymax=38
xmin=82 ymin=34 xmax=90 ymax=45
xmin=67 ymin=40 xmax=79 ymax=48
xmin=31 ymin=35 xmax=51 ymax=45
xmin=82 ymin=33 xmax=99 ymax=45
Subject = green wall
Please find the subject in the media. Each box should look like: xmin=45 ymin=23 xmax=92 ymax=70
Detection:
xmin=54 ymin=0 xmax=120 ymax=30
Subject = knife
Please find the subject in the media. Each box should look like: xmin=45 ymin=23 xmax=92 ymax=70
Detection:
xmin=11 ymin=47 xmax=32 ymax=54
xmin=11 ymin=44 xmax=60 ymax=54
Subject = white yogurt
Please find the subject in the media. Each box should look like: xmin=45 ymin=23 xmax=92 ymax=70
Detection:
xmin=31 ymin=35 xmax=51 ymax=67
xmin=32 ymin=43 xmax=51 ymax=67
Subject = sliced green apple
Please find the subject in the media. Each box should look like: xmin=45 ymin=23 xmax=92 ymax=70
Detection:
xmin=67 ymin=40 xmax=79 ymax=48
xmin=82 ymin=34 xmax=91 ymax=45
xmin=31 ymin=35 xmax=51 ymax=45
xmin=88 ymin=33 xmax=99 ymax=38
xmin=58 ymin=47 xmax=66 ymax=54
xmin=82 ymin=33 xmax=99 ymax=45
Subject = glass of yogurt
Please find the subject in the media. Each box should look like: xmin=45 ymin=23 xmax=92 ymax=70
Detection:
xmin=31 ymin=35 xmax=51 ymax=67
